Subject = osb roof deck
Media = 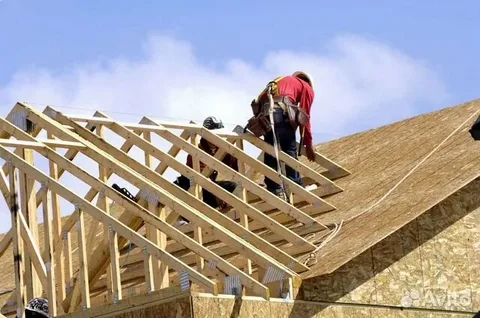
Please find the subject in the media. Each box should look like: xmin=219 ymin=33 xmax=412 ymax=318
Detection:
xmin=0 ymin=99 xmax=479 ymax=317
xmin=0 ymin=102 xmax=349 ymax=317
xmin=300 ymin=98 xmax=480 ymax=278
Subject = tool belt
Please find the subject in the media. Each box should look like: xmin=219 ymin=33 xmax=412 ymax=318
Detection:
xmin=245 ymin=95 xmax=310 ymax=137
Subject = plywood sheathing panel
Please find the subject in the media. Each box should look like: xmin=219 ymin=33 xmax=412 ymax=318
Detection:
xmin=303 ymin=178 xmax=480 ymax=312
xmin=464 ymin=205 xmax=480 ymax=309
xmin=303 ymin=99 xmax=480 ymax=278
xmin=190 ymin=295 xmax=475 ymax=318
xmin=308 ymin=101 xmax=466 ymax=226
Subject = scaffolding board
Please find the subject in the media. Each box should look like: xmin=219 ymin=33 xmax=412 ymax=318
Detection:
xmin=0 ymin=102 xmax=350 ymax=317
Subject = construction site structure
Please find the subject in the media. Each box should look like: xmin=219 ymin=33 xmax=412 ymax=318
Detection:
xmin=0 ymin=102 xmax=349 ymax=316
xmin=0 ymin=100 xmax=479 ymax=317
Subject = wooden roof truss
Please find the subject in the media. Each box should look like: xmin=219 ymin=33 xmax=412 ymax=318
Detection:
xmin=0 ymin=102 xmax=349 ymax=317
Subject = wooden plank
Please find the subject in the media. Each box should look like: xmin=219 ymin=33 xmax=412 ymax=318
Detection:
xmin=47 ymin=132 xmax=67 ymax=306
xmin=97 ymin=124 xmax=115 ymax=302
xmin=17 ymin=148 xmax=39 ymax=300
xmin=70 ymin=115 xmax=201 ymax=132
xmin=298 ymin=142 xmax=351 ymax=180
xmin=0 ymin=142 xmax=219 ymax=296
xmin=40 ymin=184 xmax=57 ymax=316
xmin=156 ymin=129 xmax=192 ymax=175
xmin=143 ymin=117 xmax=331 ymax=224
xmin=24 ymin=148 xmax=41 ymax=297
xmin=0 ymin=138 xmax=86 ymax=150
xmin=190 ymin=133 xmax=204 ymax=272
xmin=55 ymin=113 xmax=310 ymax=274
xmin=198 ymin=125 xmax=334 ymax=212
xmin=136 ymin=118 xmax=319 ymax=247
xmin=76 ymin=206 xmax=91 ymax=311
xmin=233 ymin=133 xmax=343 ymax=196
xmin=39 ymin=107 xmax=299 ymax=278
xmin=0 ymin=114 xmax=272 ymax=299
xmin=64 ymin=231 xmax=73 ymax=294
xmin=143 ymin=131 xmax=169 ymax=290
xmin=236 ymin=139 xmax=252 ymax=295
xmin=143 ymin=130 xmax=156 ymax=293
xmin=8 ymin=164 xmax=25 ymax=318
xmin=60 ymin=113 xmax=309 ymax=272
xmin=17 ymin=211 xmax=48 ymax=287
xmin=107 ymin=219 xmax=122 ymax=303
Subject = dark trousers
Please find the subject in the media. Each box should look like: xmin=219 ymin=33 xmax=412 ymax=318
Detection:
xmin=174 ymin=176 xmax=237 ymax=222
xmin=263 ymin=110 xmax=303 ymax=194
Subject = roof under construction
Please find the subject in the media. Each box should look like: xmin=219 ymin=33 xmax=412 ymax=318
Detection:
xmin=0 ymin=98 xmax=479 ymax=317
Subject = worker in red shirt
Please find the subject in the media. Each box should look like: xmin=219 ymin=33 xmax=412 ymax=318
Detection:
xmin=254 ymin=71 xmax=316 ymax=197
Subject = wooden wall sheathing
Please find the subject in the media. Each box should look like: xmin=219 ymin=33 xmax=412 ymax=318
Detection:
xmin=189 ymin=295 xmax=475 ymax=318
xmin=302 ymin=178 xmax=480 ymax=313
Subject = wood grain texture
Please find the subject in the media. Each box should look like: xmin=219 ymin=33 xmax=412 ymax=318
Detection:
xmin=1 ymin=98 xmax=480 ymax=316
xmin=303 ymin=99 xmax=480 ymax=278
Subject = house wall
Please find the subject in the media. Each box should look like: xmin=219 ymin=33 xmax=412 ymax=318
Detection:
xmin=302 ymin=178 xmax=480 ymax=314
xmin=190 ymin=295 xmax=475 ymax=318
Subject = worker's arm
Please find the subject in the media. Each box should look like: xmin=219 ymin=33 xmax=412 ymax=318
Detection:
xmin=300 ymin=84 xmax=315 ymax=147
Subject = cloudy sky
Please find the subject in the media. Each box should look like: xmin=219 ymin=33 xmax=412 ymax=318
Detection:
xmin=0 ymin=0 xmax=478 ymax=233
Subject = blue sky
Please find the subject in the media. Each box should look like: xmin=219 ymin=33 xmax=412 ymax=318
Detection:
xmin=1 ymin=1 xmax=478 ymax=94
xmin=0 ymin=1 xmax=479 ymax=233
xmin=1 ymin=1 xmax=479 ymax=134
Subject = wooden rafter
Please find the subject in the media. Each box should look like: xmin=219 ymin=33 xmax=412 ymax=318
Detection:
xmin=0 ymin=101 xmax=350 ymax=316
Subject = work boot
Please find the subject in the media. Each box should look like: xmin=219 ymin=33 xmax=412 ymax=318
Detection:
xmin=112 ymin=183 xmax=138 ymax=203
xmin=177 ymin=216 xmax=189 ymax=226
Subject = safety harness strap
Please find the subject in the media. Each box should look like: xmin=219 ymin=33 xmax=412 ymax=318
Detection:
xmin=266 ymin=83 xmax=291 ymax=202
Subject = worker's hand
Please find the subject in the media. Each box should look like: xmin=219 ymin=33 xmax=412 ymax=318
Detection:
xmin=305 ymin=144 xmax=316 ymax=162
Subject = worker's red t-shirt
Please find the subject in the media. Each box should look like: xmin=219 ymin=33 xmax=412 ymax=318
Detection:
xmin=260 ymin=75 xmax=315 ymax=147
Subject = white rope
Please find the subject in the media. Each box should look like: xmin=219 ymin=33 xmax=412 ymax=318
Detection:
xmin=303 ymin=106 xmax=480 ymax=266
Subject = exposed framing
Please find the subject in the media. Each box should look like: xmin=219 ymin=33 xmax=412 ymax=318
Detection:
xmin=0 ymin=102 xmax=350 ymax=317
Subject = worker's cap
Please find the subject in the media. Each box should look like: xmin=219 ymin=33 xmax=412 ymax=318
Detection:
xmin=202 ymin=116 xmax=224 ymax=130
xmin=25 ymin=297 xmax=50 ymax=317
xmin=292 ymin=71 xmax=314 ymax=89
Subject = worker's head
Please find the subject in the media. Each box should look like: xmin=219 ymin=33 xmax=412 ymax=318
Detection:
xmin=25 ymin=298 xmax=49 ymax=317
xmin=202 ymin=116 xmax=224 ymax=130
xmin=200 ymin=116 xmax=224 ymax=154
xmin=292 ymin=71 xmax=314 ymax=89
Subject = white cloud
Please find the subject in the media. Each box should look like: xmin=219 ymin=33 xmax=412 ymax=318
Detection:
xmin=0 ymin=33 xmax=450 ymax=234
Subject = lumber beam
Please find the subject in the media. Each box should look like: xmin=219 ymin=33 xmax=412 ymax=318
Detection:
xmin=8 ymin=164 xmax=26 ymax=318
xmin=141 ymin=130 xmax=169 ymax=290
xmin=47 ymin=132 xmax=67 ymax=307
xmin=196 ymin=123 xmax=333 ymax=211
xmin=69 ymin=115 xmax=201 ymax=132
xmin=40 ymin=105 xmax=299 ymax=276
xmin=0 ymin=138 xmax=86 ymax=150
xmin=40 ymin=184 xmax=57 ymax=316
xmin=76 ymin=205 xmax=91 ymax=310
xmin=98 ymin=115 xmax=314 ymax=251
xmin=0 ymin=143 xmax=219 ymax=299
xmin=17 ymin=210 xmax=48 ymax=288
xmin=50 ymin=110 xmax=308 ymax=274
xmin=143 ymin=117 xmax=331 ymax=223
xmin=18 ymin=147 xmax=41 ymax=300
xmin=16 ymin=104 xmax=287 ymax=305
xmin=228 ymin=130 xmax=343 ymax=196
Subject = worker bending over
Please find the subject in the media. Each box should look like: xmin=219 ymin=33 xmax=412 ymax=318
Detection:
xmin=174 ymin=116 xmax=238 ymax=225
xmin=247 ymin=71 xmax=316 ymax=197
